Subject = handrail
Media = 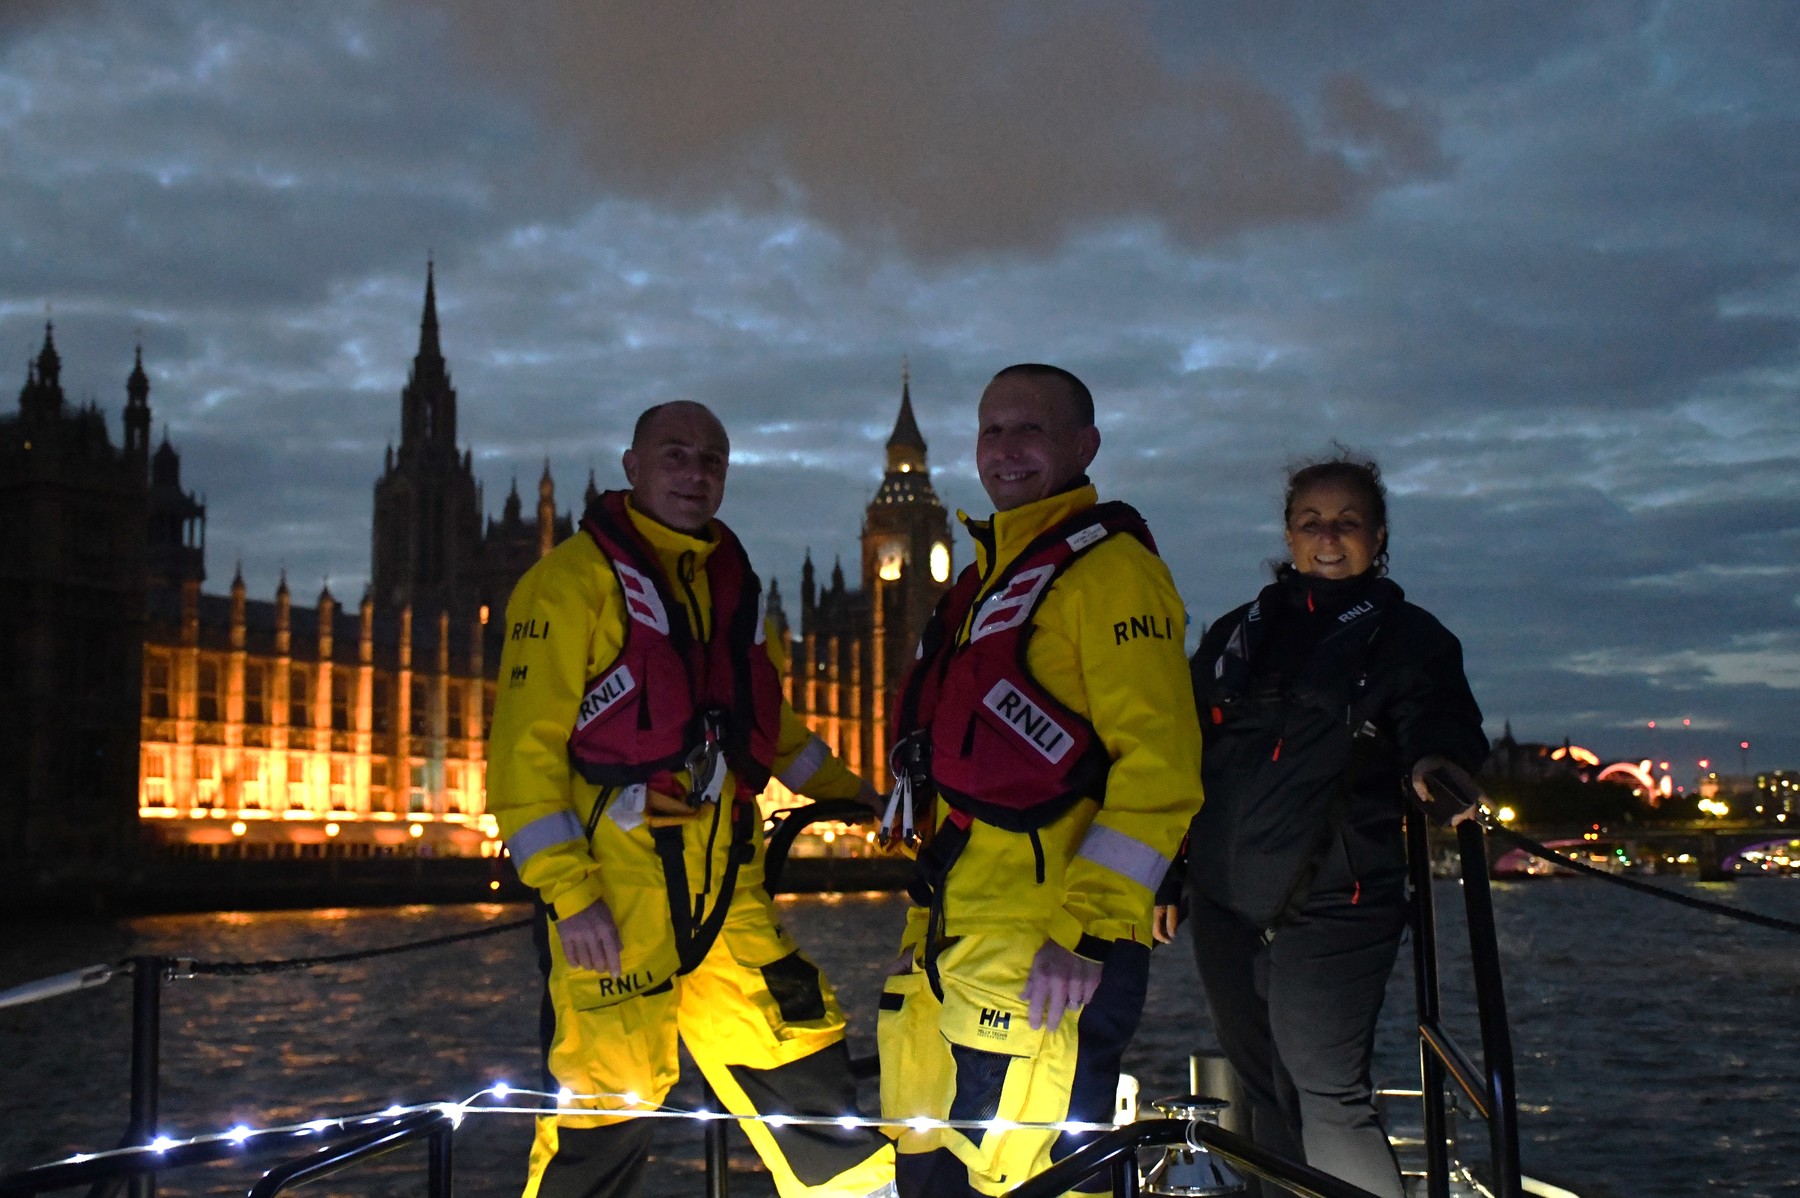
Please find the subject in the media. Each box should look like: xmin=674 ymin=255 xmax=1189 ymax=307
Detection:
xmin=0 ymin=1112 xmax=446 ymax=1198
xmin=1405 ymin=808 xmax=1524 ymax=1198
xmin=1406 ymin=811 xmax=1453 ymax=1198
xmin=761 ymin=798 xmax=874 ymax=892
xmin=762 ymin=801 xmax=884 ymax=1080
xmin=1417 ymin=1021 xmax=1490 ymax=1120
xmin=1002 ymin=1118 xmax=1389 ymax=1198
xmin=1454 ymin=817 xmax=1522 ymax=1195
xmin=247 ymin=1110 xmax=455 ymax=1198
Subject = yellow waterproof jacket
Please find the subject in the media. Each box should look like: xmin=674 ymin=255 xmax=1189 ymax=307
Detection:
xmin=487 ymin=498 xmax=864 ymax=920
xmin=908 ymin=484 xmax=1204 ymax=956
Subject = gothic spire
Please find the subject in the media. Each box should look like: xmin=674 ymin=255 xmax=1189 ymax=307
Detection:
xmin=886 ymin=358 xmax=926 ymax=463
xmin=124 ymin=342 xmax=152 ymax=459
xmin=19 ymin=322 xmax=63 ymax=420
xmin=127 ymin=343 xmax=149 ymax=400
xmin=35 ymin=322 xmax=61 ymax=388
xmin=419 ymin=259 xmax=442 ymax=367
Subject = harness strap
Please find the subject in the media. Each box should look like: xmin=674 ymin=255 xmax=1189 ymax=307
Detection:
xmin=913 ymin=818 xmax=972 ymax=1002
xmin=652 ymin=800 xmax=757 ymax=974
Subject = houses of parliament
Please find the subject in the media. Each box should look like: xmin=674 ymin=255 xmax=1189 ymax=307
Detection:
xmin=0 ymin=269 xmax=953 ymax=869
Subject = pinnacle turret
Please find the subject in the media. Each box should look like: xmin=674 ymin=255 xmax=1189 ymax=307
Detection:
xmin=35 ymin=322 xmax=61 ymax=388
xmin=19 ymin=322 xmax=65 ymax=421
xmin=419 ymin=259 xmax=443 ymax=369
xmin=124 ymin=344 xmax=152 ymax=460
xmin=885 ymin=358 xmax=927 ymax=473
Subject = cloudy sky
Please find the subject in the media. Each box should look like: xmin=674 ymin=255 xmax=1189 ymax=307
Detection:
xmin=5 ymin=1 xmax=1798 ymax=770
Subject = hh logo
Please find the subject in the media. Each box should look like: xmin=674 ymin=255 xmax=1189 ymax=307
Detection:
xmin=970 ymin=566 xmax=1055 ymax=641
xmin=979 ymin=1007 xmax=1012 ymax=1030
xmin=508 ymin=664 xmax=529 ymax=687
xmin=982 ymin=680 xmax=1073 ymax=763
xmin=575 ymin=664 xmax=637 ymax=731
xmin=614 ymin=562 xmax=670 ymax=634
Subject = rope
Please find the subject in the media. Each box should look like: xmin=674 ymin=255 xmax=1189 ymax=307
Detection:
xmin=181 ymin=916 xmax=533 ymax=976
xmin=1487 ymin=826 xmax=1800 ymax=936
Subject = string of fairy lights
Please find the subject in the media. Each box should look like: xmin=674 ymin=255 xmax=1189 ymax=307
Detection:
xmin=27 ymin=1083 xmax=1126 ymax=1174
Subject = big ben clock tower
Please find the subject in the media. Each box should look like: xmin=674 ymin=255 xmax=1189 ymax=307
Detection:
xmin=790 ymin=365 xmax=954 ymax=779
xmin=862 ymin=364 xmax=953 ymax=710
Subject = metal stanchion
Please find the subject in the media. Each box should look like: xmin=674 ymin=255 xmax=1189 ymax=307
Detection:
xmin=701 ymin=1078 xmax=729 ymax=1198
xmin=1189 ymin=1053 xmax=1248 ymax=1140
xmin=427 ymin=1120 xmax=455 ymax=1198
xmin=126 ymin=958 xmax=164 ymax=1198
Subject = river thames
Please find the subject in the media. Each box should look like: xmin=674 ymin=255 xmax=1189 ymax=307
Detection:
xmin=2 ymin=879 xmax=1797 ymax=1198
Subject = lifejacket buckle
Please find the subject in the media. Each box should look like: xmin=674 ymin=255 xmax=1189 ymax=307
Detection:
xmin=881 ymin=733 xmax=928 ymax=848
xmin=683 ymin=708 xmax=727 ymax=809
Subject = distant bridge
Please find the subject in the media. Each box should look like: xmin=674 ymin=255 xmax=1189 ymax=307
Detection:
xmin=1494 ymin=823 xmax=1797 ymax=881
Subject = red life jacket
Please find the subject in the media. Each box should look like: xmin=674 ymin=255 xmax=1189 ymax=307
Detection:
xmin=892 ymin=501 xmax=1157 ymax=832
xmin=566 ymin=491 xmax=783 ymax=795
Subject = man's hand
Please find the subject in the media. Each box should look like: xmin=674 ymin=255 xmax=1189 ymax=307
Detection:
xmin=1152 ymin=904 xmax=1181 ymax=944
xmin=1411 ymin=755 xmax=1484 ymax=826
xmin=558 ymin=899 xmax=623 ymax=976
xmin=854 ymin=777 xmax=885 ymax=818
xmin=1022 ymin=939 xmax=1102 ymax=1032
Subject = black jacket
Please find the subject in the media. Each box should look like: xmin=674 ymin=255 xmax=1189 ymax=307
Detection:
xmin=1182 ymin=569 xmax=1487 ymax=929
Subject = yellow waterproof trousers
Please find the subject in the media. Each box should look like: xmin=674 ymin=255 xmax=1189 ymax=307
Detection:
xmin=877 ymin=934 xmax=1150 ymax=1198
xmin=523 ymin=818 xmax=893 ymax=1198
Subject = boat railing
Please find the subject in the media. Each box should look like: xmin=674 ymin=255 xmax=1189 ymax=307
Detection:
xmin=0 ymin=798 xmax=1475 ymax=1198
xmin=1002 ymin=1116 xmax=1389 ymax=1198
xmin=11 ymin=794 xmax=1798 ymax=1198
xmin=1405 ymin=804 xmax=1523 ymax=1198
xmin=0 ymin=1109 xmax=455 ymax=1198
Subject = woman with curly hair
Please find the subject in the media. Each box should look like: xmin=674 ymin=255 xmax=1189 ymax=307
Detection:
xmin=1159 ymin=452 xmax=1488 ymax=1197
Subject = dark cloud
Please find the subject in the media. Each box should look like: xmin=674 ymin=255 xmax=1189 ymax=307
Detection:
xmin=434 ymin=0 xmax=1444 ymax=260
xmin=3 ymin=0 xmax=1799 ymax=773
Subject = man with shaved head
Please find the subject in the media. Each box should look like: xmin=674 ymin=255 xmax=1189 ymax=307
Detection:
xmin=488 ymin=400 xmax=895 ymax=1198
xmin=877 ymin=365 xmax=1204 ymax=1197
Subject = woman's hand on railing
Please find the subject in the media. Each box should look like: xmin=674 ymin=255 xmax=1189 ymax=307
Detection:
xmin=1411 ymin=756 xmax=1485 ymax=826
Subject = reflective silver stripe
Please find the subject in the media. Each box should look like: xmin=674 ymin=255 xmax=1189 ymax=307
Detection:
xmin=1076 ymin=823 xmax=1170 ymax=890
xmin=776 ymin=735 xmax=832 ymax=791
xmin=505 ymin=810 xmax=587 ymax=867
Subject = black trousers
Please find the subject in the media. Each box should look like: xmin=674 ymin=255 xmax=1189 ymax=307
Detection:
xmin=1188 ymin=890 xmax=1407 ymax=1198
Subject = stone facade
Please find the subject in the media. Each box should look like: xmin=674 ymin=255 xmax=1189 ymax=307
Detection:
xmin=2 ymin=271 xmax=952 ymax=868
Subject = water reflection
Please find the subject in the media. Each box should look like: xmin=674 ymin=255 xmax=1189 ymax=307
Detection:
xmin=1 ymin=883 xmax=1797 ymax=1197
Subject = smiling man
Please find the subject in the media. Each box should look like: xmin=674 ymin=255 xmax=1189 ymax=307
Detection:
xmin=876 ymin=365 xmax=1205 ymax=1197
xmin=487 ymin=400 xmax=894 ymax=1198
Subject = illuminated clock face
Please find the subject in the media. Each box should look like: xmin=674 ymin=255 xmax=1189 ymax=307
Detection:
xmin=930 ymin=541 xmax=951 ymax=583
xmin=877 ymin=543 xmax=904 ymax=581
